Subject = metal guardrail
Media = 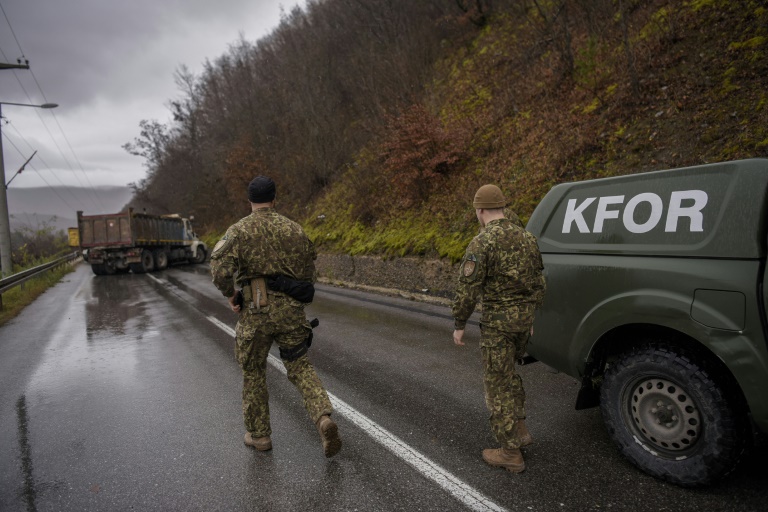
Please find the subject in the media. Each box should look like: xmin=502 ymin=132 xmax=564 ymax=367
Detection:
xmin=0 ymin=251 xmax=82 ymax=310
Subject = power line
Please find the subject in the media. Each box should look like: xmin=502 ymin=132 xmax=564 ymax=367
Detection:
xmin=20 ymin=60 xmax=107 ymax=211
xmin=0 ymin=48 xmax=100 ymax=210
xmin=0 ymin=7 xmax=108 ymax=211
xmin=1 ymin=130 xmax=78 ymax=212
xmin=46 ymin=110 xmax=107 ymax=209
xmin=4 ymin=121 xmax=83 ymax=205
xmin=0 ymin=2 xmax=25 ymax=59
xmin=1 ymin=104 xmax=93 ymax=208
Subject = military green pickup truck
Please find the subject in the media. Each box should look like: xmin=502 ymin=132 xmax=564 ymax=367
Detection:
xmin=526 ymin=158 xmax=768 ymax=486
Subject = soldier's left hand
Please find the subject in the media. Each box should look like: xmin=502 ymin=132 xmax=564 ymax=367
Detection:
xmin=453 ymin=329 xmax=465 ymax=346
xmin=228 ymin=294 xmax=241 ymax=313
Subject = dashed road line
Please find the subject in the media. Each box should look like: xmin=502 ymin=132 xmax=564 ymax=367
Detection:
xmin=146 ymin=272 xmax=507 ymax=511
xmin=206 ymin=315 xmax=508 ymax=512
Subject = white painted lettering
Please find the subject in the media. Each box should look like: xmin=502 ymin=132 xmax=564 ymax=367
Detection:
xmin=623 ymin=193 xmax=663 ymax=234
xmin=560 ymin=189 xmax=708 ymax=235
xmin=593 ymin=195 xmax=625 ymax=233
xmin=563 ymin=197 xmax=596 ymax=233
xmin=665 ymin=190 xmax=708 ymax=232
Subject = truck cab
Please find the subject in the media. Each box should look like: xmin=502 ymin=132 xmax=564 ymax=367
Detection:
xmin=183 ymin=218 xmax=196 ymax=240
xmin=526 ymin=158 xmax=768 ymax=486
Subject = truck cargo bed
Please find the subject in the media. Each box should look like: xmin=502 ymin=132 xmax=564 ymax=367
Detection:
xmin=77 ymin=210 xmax=187 ymax=248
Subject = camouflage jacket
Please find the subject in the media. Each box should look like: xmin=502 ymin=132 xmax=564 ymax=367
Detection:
xmin=452 ymin=218 xmax=546 ymax=332
xmin=210 ymin=208 xmax=316 ymax=299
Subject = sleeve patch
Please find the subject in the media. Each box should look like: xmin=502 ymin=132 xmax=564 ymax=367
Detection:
xmin=461 ymin=253 xmax=478 ymax=277
xmin=211 ymin=234 xmax=234 ymax=259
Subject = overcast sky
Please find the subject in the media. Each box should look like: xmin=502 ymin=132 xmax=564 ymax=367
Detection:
xmin=0 ymin=0 xmax=305 ymax=196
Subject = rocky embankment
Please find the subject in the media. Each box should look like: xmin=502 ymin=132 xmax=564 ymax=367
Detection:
xmin=315 ymin=253 xmax=459 ymax=306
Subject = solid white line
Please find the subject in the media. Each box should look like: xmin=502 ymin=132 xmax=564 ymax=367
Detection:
xmin=206 ymin=315 xmax=508 ymax=512
xmin=146 ymin=274 xmax=163 ymax=285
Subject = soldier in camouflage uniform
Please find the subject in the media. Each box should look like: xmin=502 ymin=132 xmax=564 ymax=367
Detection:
xmin=210 ymin=176 xmax=341 ymax=458
xmin=452 ymin=184 xmax=546 ymax=473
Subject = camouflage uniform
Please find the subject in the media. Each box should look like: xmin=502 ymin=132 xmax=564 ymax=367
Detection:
xmin=210 ymin=208 xmax=333 ymax=438
xmin=452 ymin=218 xmax=545 ymax=449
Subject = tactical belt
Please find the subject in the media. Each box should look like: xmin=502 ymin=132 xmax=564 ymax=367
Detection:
xmin=241 ymin=275 xmax=314 ymax=308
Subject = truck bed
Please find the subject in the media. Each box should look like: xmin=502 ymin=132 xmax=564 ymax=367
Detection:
xmin=77 ymin=210 xmax=186 ymax=248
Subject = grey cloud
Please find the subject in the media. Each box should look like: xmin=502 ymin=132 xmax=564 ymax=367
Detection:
xmin=0 ymin=0 xmax=299 ymax=188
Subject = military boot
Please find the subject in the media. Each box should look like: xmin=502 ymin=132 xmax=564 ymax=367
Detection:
xmin=516 ymin=419 xmax=534 ymax=447
xmin=316 ymin=415 xmax=342 ymax=458
xmin=482 ymin=447 xmax=526 ymax=473
xmin=244 ymin=432 xmax=272 ymax=451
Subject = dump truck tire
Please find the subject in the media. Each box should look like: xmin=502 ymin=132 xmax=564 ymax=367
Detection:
xmin=129 ymin=250 xmax=155 ymax=274
xmin=153 ymin=250 xmax=168 ymax=270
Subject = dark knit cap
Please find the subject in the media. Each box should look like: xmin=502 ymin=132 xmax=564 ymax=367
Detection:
xmin=248 ymin=176 xmax=276 ymax=203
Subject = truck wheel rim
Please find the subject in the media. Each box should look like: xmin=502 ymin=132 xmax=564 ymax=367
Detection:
xmin=624 ymin=376 xmax=701 ymax=455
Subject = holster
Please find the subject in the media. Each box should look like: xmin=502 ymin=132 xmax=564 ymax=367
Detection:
xmin=242 ymin=278 xmax=268 ymax=310
xmin=251 ymin=278 xmax=268 ymax=308
xmin=279 ymin=318 xmax=320 ymax=362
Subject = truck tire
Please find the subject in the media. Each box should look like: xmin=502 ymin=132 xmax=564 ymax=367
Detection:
xmin=129 ymin=250 xmax=155 ymax=274
xmin=91 ymin=263 xmax=115 ymax=276
xmin=153 ymin=250 xmax=168 ymax=270
xmin=192 ymin=246 xmax=206 ymax=264
xmin=600 ymin=344 xmax=748 ymax=486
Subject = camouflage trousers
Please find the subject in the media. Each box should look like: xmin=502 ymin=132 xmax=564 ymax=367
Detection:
xmin=235 ymin=305 xmax=332 ymax=438
xmin=480 ymin=326 xmax=529 ymax=449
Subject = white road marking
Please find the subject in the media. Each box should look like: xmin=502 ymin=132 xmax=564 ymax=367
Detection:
xmin=146 ymin=274 xmax=164 ymax=285
xmin=206 ymin=315 xmax=508 ymax=512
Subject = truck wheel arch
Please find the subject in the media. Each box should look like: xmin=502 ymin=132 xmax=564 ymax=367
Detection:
xmin=191 ymin=243 xmax=207 ymax=264
xmin=579 ymin=323 xmax=746 ymax=409
xmin=571 ymin=291 xmax=699 ymax=370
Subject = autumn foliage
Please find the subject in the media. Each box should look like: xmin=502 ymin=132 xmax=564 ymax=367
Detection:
xmin=380 ymin=104 xmax=469 ymax=209
xmin=125 ymin=0 xmax=768 ymax=261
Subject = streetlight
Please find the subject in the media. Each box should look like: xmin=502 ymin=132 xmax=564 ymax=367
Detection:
xmin=0 ymin=101 xmax=58 ymax=277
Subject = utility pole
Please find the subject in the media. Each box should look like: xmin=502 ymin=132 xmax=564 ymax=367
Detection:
xmin=0 ymin=103 xmax=10 ymax=277
xmin=0 ymin=101 xmax=58 ymax=277
xmin=0 ymin=59 xmax=30 ymax=278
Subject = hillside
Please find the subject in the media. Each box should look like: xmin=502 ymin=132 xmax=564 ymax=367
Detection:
xmin=304 ymin=0 xmax=768 ymax=262
xmin=128 ymin=0 xmax=767 ymax=264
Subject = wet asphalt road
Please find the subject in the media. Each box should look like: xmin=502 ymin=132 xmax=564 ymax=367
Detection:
xmin=0 ymin=263 xmax=765 ymax=512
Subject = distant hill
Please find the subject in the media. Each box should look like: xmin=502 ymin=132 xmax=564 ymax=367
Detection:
xmin=7 ymin=186 xmax=134 ymax=233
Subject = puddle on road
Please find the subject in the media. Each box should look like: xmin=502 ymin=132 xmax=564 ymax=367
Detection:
xmin=85 ymin=274 xmax=149 ymax=339
xmin=26 ymin=274 xmax=170 ymax=408
xmin=16 ymin=272 xmax=172 ymax=508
